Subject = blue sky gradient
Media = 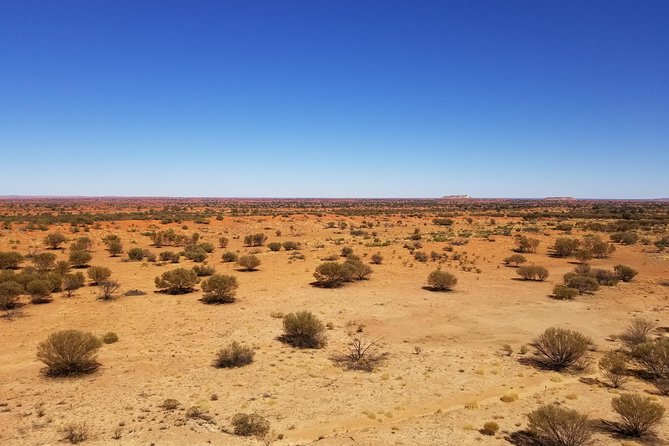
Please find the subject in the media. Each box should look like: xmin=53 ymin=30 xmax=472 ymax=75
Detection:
xmin=1 ymin=1 xmax=668 ymax=198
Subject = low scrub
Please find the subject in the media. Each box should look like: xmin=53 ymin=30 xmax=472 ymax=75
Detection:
xmin=532 ymin=327 xmax=592 ymax=371
xmin=516 ymin=265 xmax=549 ymax=281
xmin=280 ymin=311 xmax=326 ymax=348
xmin=155 ymin=268 xmax=199 ymax=294
xmin=214 ymin=341 xmax=254 ymax=368
xmin=37 ymin=330 xmax=101 ymax=376
xmin=231 ymin=412 xmax=270 ymax=437
xmin=201 ymin=274 xmax=238 ymax=304
xmin=611 ymin=393 xmax=665 ymax=437
xmin=426 ymin=270 xmax=457 ymax=291
xmin=527 ymin=404 xmax=593 ymax=446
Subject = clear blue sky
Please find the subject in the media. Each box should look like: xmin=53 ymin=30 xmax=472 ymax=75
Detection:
xmin=1 ymin=1 xmax=667 ymax=198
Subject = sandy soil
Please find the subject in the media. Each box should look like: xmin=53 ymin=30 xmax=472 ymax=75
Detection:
xmin=1 ymin=215 xmax=668 ymax=445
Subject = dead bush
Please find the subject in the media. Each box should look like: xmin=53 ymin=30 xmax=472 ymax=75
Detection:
xmin=37 ymin=330 xmax=101 ymax=376
xmin=331 ymin=337 xmax=389 ymax=372
xmin=60 ymin=421 xmax=90 ymax=444
xmin=532 ymin=327 xmax=593 ymax=371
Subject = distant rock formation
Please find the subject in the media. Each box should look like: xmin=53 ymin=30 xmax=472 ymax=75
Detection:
xmin=440 ymin=195 xmax=471 ymax=200
xmin=543 ymin=197 xmax=577 ymax=201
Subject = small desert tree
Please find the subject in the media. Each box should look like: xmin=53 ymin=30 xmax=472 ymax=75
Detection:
xmin=63 ymin=272 xmax=85 ymax=297
xmin=313 ymin=262 xmax=353 ymax=287
xmin=503 ymin=254 xmax=526 ymax=267
xmin=44 ymin=232 xmax=68 ymax=249
xmin=553 ymin=237 xmax=580 ymax=257
xmin=87 ymin=266 xmax=111 ymax=285
xmin=32 ymin=252 xmax=57 ymax=272
xmin=515 ymin=236 xmax=540 ymax=253
xmin=427 ymin=270 xmax=457 ymax=291
xmin=280 ymin=311 xmax=326 ymax=348
xmin=98 ymin=280 xmax=121 ymax=300
xmin=37 ymin=330 xmax=101 ymax=376
xmin=155 ymin=268 xmax=199 ymax=294
xmin=532 ymin=327 xmax=593 ymax=371
xmin=201 ymin=274 xmax=238 ymax=304
xmin=103 ymin=235 xmax=123 ymax=257
xmin=69 ymin=249 xmax=92 ymax=268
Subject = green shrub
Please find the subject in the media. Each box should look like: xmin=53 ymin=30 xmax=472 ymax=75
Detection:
xmin=69 ymin=249 xmax=92 ymax=268
xmin=515 ymin=236 xmax=540 ymax=253
xmin=159 ymin=251 xmax=180 ymax=263
xmin=552 ymin=237 xmax=580 ymax=257
xmin=614 ymin=264 xmax=638 ymax=282
xmin=564 ymin=274 xmax=599 ymax=294
xmin=87 ymin=266 xmax=111 ymax=285
xmin=481 ymin=421 xmax=499 ymax=436
xmin=44 ymin=232 xmax=68 ymax=249
xmin=102 ymin=235 xmax=123 ymax=256
xmin=192 ymin=265 xmax=215 ymax=277
xmin=611 ymin=231 xmax=639 ymax=245
xmin=32 ymin=252 xmax=57 ymax=272
xmin=63 ymin=272 xmax=85 ymax=297
xmin=201 ymin=274 xmax=238 ymax=304
xmin=631 ymin=338 xmax=669 ymax=378
xmin=532 ymin=327 xmax=592 ymax=371
xmin=127 ymin=247 xmax=145 ymax=261
xmin=0 ymin=251 xmax=23 ymax=270
xmin=426 ymin=270 xmax=457 ymax=291
xmin=218 ymin=237 xmax=229 ymax=248
xmin=282 ymin=241 xmax=300 ymax=250
xmin=231 ymin=412 xmax=270 ymax=437
xmin=37 ymin=330 xmax=101 ymax=376
xmin=552 ymin=285 xmax=579 ymax=300
xmin=527 ymin=404 xmax=592 ymax=446
xmin=221 ymin=251 xmax=238 ymax=262
xmin=155 ymin=268 xmax=199 ymax=294
xmin=592 ymin=269 xmax=619 ymax=286
xmin=620 ymin=318 xmax=655 ymax=351
xmin=516 ymin=265 xmax=549 ymax=281
xmin=213 ymin=341 xmax=254 ymax=368
xmin=237 ymin=254 xmax=260 ymax=271
xmin=503 ymin=254 xmax=526 ymax=266
xmin=101 ymin=332 xmax=119 ymax=344
xmin=611 ymin=393 xmax=665 ymax=437
xmin=413 ymin=251 xmax=429 ymax=262
xmin=27 ymin=279 xmax=53 ymax=304
xmin=599 ymin=351 xmax=628 ymax=388
xmin=280 ymin=311 xmax=326 ymax=348
xmin=0 ymin=281 xmax=23 ymax=310
xmin=313 ymin=262 xmax=353 ymax=287
xmin=267 ymin=242 xmax=282 ymax=252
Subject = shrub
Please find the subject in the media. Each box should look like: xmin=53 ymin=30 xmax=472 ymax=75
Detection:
xmin=27 ymin=279 xmax=53 ymax=304
xmin=60 ymin=421 xmax=89 ymax=444
xmin=237 ymin=254 xmax=260 ymax=271
xmin=69 ymin=249 xmax=92 ymax=268
xmin=614 ymin=264 xmax=638 ymax=282
xmin=611 ymin=393 xmax=665 ymax=437
xmin=481 ymin=421 xmax=499 ymax=436
xmin=32 ymin=252 xmax=57 ymax=272
xmin=552 ymin=285 xmax=579 ymax=300
xmin=280 ymin=311 xmax=326 ymax=348
xmin=0 ymin=281 xmax=23 ymax=310
xmin=155 ymin=268 xmax=199 ymax=294
xmin=553 ymin=237 xmax=580 ymax=257
xmin=98 ymin=280 xmax=121 ymax=300
xmin=413 ymin=251 xmax=429 ymax=262
xmin=159 ymin=251 xmax=180 ymax=263
xmin=198 ymin=242 xmax=215 ymax=253
xmin=221 ymin=251 xmax=238 ymax=262
xmin=515 ymin=236 xmax=540 ymax=253
xmin=183 ymin=247 xmax=208 ymax=262
xmin=282 ymin=241 xmax=300 ymax=250
xmin=87 ymin=266 xmax=111 ymax=285
xmin=231 ymin=412 xmax=270 ymax=437
xmin=192 ymin=265 xmax=215 ymax=276
xmin=127 ymin=247 xmax=145 ymax=261
xmin=503 ymin=254 xmax=526 ymax=266
xmin=516 ymin=265 xmax=549 ymax=281
xmin=161 ymin=399 xmax=180 ymax=410
xmin=71 ymin=237 xmax=93 ymax=252
xmin=0 ymin=251 xmax=23 ymax=270
xmin=313 ymin=262 xmax=353 ymax=287
xmin=44 ymin=232 xmax=68 ymax=249
xmin=37 ymin=330 xmax=101 ymax=376
xmin=620 ymin=318 xmax=655 ymax=351
xmin=527 ymin=404 xmax=592 ymax=446
xmin=63 ymin=272 xmax=85 ymax=297
xmin=101 ymin=332 xmax=119 ymax=344
xmin=592 ymin=269 xmax=619 ymax=286
xmin=267 ymin=242 xmax=282 ymax=252
xmin=611 ymin=231 xmax=639 ymax=245
xmin=54 ymin=260 xmax=72 ymax=275
xmin=102 ymin=235 xmax=123 ymax=256
xmin=201 ymin=274 xmax=238 ymax=304
xmin=426 ymin=270 xmax=457 ymax=291
xmin=213 ymin=341 xmax=254 ymax=368
xmin=564 ymin=274 xmax=599 ymax=294
xmin=532 ymin=327 xmax=592 ymax=371
xmin=243 ymin=233 xmax=267 ymax=247
xmin=631 ymin=338 xmax=669 ymax=378
xmin=370 ymin=252 xmax=383 ymax=264
xmin=599 ymin=351 xmax=628 ymax=388
xmin=344 ymin=258 xmax=373 ymax=280
xmin=341 ymin=247 xmax=354 ymax=257
xmin=218 ymin=236 xmax=229 ymax=248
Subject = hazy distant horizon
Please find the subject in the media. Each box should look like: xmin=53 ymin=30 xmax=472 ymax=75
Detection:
xmin=1 ymin=195 xmax=667 ymax=201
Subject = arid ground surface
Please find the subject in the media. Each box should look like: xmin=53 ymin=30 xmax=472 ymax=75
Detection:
xmin=1 ymin=199 xmax=669 ymax=445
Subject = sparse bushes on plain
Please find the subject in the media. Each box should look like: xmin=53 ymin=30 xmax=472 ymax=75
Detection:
xmin=101 ymin=332 xmax=119 ymax=344
xmin=313 ymin=262 xmax=353 ymax=287
xmin=563 ymin=273 xmax=599 ymax=294
xmin=532 ymin=327 xmax=592 ymax=371
xmin=218 ymin=236 xmax=229 ymax=248
xmin=599 ymin=351 xmax=628 ymax=388
xmin=332 ymin=337 xmax=388 ymax=372
xmin=426 ymin=269 xmax=457 ymax=291
xmin=243 ymin=233 xmax=267 ymax=247
xmin=201 ymin=274 xmax=238 ymax=304
xmin=280 ymin=311 xmax=326 ymax=348
xmin=32 ymin=252 xmax=57 ymax=272
xmin=44 ymin=232 xmax=68 ymax=249
xmin=159 ymin=251 xmax=180 ymax=263
xmin=102 ymin=234 xmax=123 ymax=256
xmin=503 ymin=254 xmax=526 ymax=266
xmin=592 ymin=268 xmax=619 ymax=286
xmin=515 ymin=236 xmax=540 ymax=253
xmin=60 ymin=421 xmax=90 ymax=444
xmin=526 ymin=404 xmax=593 ymax=446
xmin=155 ymin=268 xmax=199 ymax=294
xmin=214 ymin=341 xmax=254 ymax=368
xmin=611 ymin=231 xmax=639 ymax=245
xmin=481 ymin=421 xmax=499 ymax=436
xmin=611 ymin=393 xmax=665 ymax=437
xmin=37 ymin=330 xmax=101 ymax=376
xmin=282 ymin=241 xmax=300 ymax=250
xmin=237 ymin=254 xmax=260 ymax=271
xmin=552 ymin=237 xmax=580 ymax=257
